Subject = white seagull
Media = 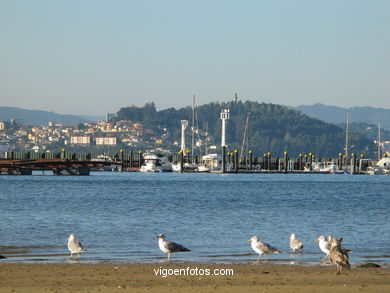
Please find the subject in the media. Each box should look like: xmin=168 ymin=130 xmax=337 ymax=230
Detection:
xmin=315 ymin=235 xmax=330 ymax=260
xmin=248 ymin=236 xmax=282 ymax=263
xmin=157 ymin=234 xmax=190 ymax=261
xmin=289 ymin=233 xmax=304 ymax=252
xmin=67 ymin=234 xmax=86 ymax=259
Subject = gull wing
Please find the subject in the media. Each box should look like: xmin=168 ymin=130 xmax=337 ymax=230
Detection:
xmin=256 ymin=241 xmax=281 ymax=254
xmin=164 ymin=240 xmax=190 ymax=252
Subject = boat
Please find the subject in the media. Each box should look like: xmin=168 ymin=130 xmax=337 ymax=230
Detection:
xmin=364 ymin=157 xmax=390 ymax=175
xmin=376 ymin=157 xmax=390 ymax=170
xmin=140 ymin=152 xmax=172 ymax=172
xmin=197 ymin=154 xmax=223 ymax=172
xmin=91 ymin=154 xmax=120 ymax=171
xmin=365 ymin=166 xmax=382 ymax=175
xmin=308 ymin=161 xmax=338 ymax=173
xmin=171 ymin=161 xmax=198 ymax=172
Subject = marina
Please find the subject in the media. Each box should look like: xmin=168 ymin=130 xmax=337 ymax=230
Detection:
xmin=0 ymin=150 xmax=388 ymax=175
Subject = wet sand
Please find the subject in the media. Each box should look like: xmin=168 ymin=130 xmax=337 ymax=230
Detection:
xmin=1 ymin=263 xmax=390 ymax=293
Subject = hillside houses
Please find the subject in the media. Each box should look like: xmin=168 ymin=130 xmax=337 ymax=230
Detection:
xmin=0 ymin=119 xmax=167 ymax=153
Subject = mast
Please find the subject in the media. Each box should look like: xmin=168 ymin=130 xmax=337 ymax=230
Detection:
xmin=220 ymin=109 xmax=230 ymax=173
xmin=181 ymin=120 xmax=188 ymax=153
xmin=345 ymin=111 xmax=349 ymax=160
xmin=191 ymin=95 xmax=195 ymax=161
xmin=239 ymin=112 xmax=250 ymax=163
xmin=378 ymin=121 xmax=381 ymax=161
xmin=205 ymin=122 xmax=208 ymax=156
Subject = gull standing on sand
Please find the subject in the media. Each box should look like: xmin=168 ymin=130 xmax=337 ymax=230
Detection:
xmin=289 ymin=233 xmax=304 ymax=252
xmin=67 ymin=234 xmax=86 ymax=259
xmin=248 ymin=236 xmax=282 ymax=263
xmin=329 ymin=236 xmax=351 ymax=274
xmin=315 ymin=235 xmax=330 ymax=260
xmin=157 ymin=234 xmax=190 ymax=261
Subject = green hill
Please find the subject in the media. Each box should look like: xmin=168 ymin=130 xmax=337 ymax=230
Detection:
xmin=116 ymin=101 xmax=376 ymax=158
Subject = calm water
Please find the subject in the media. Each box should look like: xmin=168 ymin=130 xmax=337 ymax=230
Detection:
xmin=0 ymin=172 xmax=389 ymax=266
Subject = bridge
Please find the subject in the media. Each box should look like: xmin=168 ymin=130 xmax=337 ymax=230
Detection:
xmin=0 ymin=159 xmax=123 ymax=175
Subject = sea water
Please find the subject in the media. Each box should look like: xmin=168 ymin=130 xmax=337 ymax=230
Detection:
xmin=0 ymin=172 xmax=389 ymax=266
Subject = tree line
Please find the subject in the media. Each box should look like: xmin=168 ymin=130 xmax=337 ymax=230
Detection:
xmin=115 ymin=101 xmax=376 ymax=158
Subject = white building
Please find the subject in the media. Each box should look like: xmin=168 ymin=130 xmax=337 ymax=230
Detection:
xmin=96 ymin=137 xmax=117 ymax=145
xmin=70 ymin=136 xmax=91 ymax=144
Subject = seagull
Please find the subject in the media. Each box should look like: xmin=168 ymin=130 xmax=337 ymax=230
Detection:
xmin=329 ymin=236 xmax=351 ymax=275
xmin=67 ymin=234 xmax=86 ymax=259
xmin=248 ymin=236 xmax=282 ymax=263
xmin=289 ymin=233 xmax=304 ymax=252
xmin=315 ymin=235 xmax=330 ymax=260
xmin=157 ymin=234 xmax=190 ymax=261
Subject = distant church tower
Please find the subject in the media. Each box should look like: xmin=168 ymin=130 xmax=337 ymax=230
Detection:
xmin=233 ymin=93 xmax=238 ymax=104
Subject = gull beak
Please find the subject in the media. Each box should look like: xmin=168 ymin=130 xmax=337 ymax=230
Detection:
xmin=247 ymin=239 xmax=252 ymax=243
xmin=315 ymin=238 xmax=319 ymax=242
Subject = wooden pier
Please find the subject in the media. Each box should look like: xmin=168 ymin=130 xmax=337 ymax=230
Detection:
xmin=0 ymin=150 xmax=378 ymax=175
xmin=0 ymin=158 xmax=122 ymax=175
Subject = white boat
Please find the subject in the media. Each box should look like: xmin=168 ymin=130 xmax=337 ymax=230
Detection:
xmin=366 ymin=166 xmax=382 ymax=175
xmin=365 ymin=157 xmax=390 ymax=175
xmin=140 ymin=152 xmax=172 ymax=172
xmin=377 ymin=157 xmax=390 ymax=170
xmin=172 ymin=162 xmax=198 ymax=172
xmin=307 ymin=161 xmax=338 ymax=173
xmin=91 ymin=154 xmax=119 ymax=171
xmin=198 ymin=154 xmax=222 ymax=172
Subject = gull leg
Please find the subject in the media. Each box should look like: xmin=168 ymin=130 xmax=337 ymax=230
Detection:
xmin=321 ymin=254 xmax=328 ymax=263
xmin=336 ymin=265 xmax=341 ymax=275
xmin=257 ymin=254 xmax=261 ymax=263
xmin=77 ymin=252 xmax=80 ymax=259
xmin=168 ymin=253 xmax=171 ymax=262
xmin=265 ymin=254 xmax=267 ymax=263
xmin=69 ymin=252 xmax=73 ymax=258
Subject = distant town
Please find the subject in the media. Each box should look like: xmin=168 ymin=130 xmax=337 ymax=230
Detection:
xmin=0 ymin=114 xmax=174 ymax=155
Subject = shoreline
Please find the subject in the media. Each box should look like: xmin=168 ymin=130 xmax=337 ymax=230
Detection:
xmin=2 ymin=250 xmax=390 ymax=268
xmin=1 ymin=263 xmax=390 ymax=292
xmin=2 ymin=252 xmax=390 ymax=269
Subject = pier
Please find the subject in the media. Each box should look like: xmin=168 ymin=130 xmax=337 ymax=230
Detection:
xmin=0 ymin=158 xmax=123 ymax=175
xmin=0 ymin=150 xmax=380 ymax=175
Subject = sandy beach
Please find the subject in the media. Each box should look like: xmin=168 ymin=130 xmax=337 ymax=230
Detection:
xmin=0 ymin=263 xmax=389 ymax=293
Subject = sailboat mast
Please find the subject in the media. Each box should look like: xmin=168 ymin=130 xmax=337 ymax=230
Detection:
xmin=239 ymin=112 xmax=250 ymax=162
xmin=205 ymin=122 xmax=208 ymax=156
xmin=192 ymin=95 xmax=195 ymax=160
xmin=378 ymin=121 xmax=381 ymax=161
xmin=345 ymin=111 xmax=349 ymax=160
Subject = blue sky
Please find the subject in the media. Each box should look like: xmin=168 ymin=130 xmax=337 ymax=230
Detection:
xmin=0 ymin=0 xmax=389 ymax=115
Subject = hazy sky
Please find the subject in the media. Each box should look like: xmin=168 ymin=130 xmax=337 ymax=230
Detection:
xmin=0 ymin=0 xmax=389 ymax=115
